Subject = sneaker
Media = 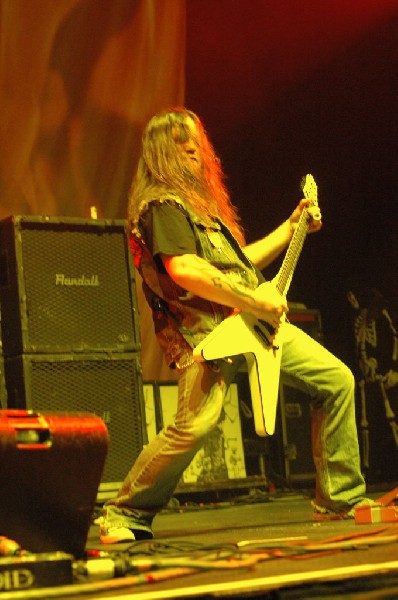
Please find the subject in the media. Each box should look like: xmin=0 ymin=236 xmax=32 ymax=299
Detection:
xmin=100 ymin=526 xmax=136 ymax=544
xmin=98 ymin=517 xmax=154 ymax=544
xmin=312 ymin=498 xmax=377 ymax=521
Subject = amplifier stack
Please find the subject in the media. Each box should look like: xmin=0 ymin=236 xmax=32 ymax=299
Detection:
xmin=0 ymin=216 xmax=146 ymax=498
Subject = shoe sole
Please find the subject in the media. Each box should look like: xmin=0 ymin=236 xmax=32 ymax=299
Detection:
xmin=100 ymin=529 xmax=153 ymax=544
xmin=100 ymin=534 xmax=136 ymax=544
xmin=313 ymin=511 xmax=353 ymax=521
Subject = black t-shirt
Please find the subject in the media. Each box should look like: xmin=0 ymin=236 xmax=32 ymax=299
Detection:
xmin=140 ymin=200 xmax=264 ymax=283
xmin=140 ymin=203 xmax=197 ymax=272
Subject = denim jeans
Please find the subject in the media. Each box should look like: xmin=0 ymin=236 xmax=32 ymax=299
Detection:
xmin=102 ymin=322 xmax=366 ymax=532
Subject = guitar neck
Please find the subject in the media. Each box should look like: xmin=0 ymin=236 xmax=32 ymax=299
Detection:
xmin=276 ymin=208 xmax=311 ymax=296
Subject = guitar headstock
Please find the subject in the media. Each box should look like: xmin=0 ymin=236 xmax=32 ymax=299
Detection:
xmin=300 ymin=174 xmax=318 ymax=207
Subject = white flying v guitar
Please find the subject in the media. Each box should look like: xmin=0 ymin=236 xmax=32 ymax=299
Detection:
xmin=193 ymin=174 xmax=319 ymax=437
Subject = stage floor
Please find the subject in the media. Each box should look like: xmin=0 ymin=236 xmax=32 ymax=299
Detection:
xmin=11 ymin=484 xmax=397 ymax=600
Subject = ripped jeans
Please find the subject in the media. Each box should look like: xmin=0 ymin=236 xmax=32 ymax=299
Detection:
xmin=102 ymin=322 xmax=366 ymax=533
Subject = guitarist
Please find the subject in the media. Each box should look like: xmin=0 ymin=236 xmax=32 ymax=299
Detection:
xmin=99 ymin=107 xmax=372 ymax=544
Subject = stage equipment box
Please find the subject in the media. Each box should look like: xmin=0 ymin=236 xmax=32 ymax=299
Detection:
xmin=0 ymin=410 xmax=108 ymax=557
xmin=277 ymin=308 xmax=323 ymax=483
xmin=287 ymin=307 xmax=323 ymax=343
xmin=0 ymin=355 xmax=6 ymax=409
xmin=278 ymin=384 xmax=316 ymax=482
xmin=143 ymin=381 xmax=247 ymax=487
xmin=0 ymin=307 xmax=7 ymax=408
xmin=0 ymin=215 xmax=140 ymax=356
xmin=4 ymin=353 xmax=146 ymax=497
xmin=0 ymin=552 xmax=73 ymax=592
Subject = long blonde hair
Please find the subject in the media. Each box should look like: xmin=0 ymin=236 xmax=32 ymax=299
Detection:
xmin=128 ymin=107 xmax=245 ymax=244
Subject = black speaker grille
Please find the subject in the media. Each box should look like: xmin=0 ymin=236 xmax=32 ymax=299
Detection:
xmin=5 ymin=353 xmax=145 ymax=485
xmin=0 ymin=216 xmax=140 ymax=355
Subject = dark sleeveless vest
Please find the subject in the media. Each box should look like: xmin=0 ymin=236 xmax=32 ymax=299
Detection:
xmin=130 ymin=194 xmax=259 ymax=369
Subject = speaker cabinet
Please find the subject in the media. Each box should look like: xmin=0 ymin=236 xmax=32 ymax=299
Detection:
xmin=4 ymin=353 xmax=146 ymax=495
xmin=0 ymin=216 xmax=140 ymax=356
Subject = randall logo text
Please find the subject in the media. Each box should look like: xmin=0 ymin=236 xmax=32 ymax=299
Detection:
xmin=55 ymin=274 xmax=99 ymax=287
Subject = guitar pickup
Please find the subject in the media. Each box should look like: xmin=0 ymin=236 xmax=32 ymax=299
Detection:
xmin=255 ymin=321 xmax=279 ymax=350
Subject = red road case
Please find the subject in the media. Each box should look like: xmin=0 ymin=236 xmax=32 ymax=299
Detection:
xmin=0 ymin=410 xmax=108 ymax=557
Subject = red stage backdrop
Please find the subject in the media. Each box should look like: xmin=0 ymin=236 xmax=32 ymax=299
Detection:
xmin=0 ymin=0 xmax=185 ymax=380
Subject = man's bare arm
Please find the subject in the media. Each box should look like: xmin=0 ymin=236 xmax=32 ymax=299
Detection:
xmin=161 ymin=253 xmax=287 ymax=329
xmin=243 ymin=200 xmax=322 ymax=270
